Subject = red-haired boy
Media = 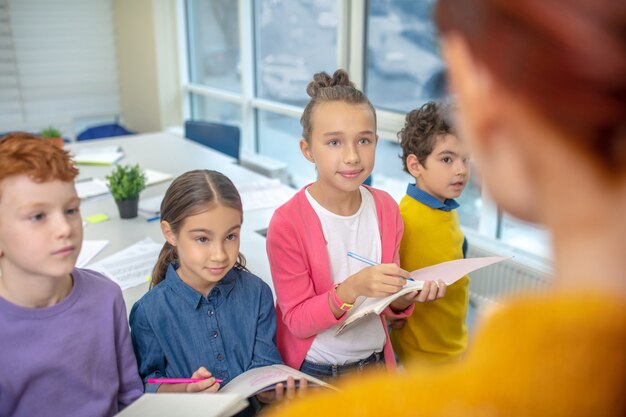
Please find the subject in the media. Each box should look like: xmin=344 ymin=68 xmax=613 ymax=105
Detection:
xmin=0 ymin=133 xmax=142 ymax=417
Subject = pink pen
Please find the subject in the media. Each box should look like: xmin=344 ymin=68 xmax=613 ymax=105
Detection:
xmin=147 ymin=377 xmax=223 ymax=384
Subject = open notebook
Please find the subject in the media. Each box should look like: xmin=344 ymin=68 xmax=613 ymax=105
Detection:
xmin=220 ymin=364 xmax=337 ymax=398
xmin=336 ymin=256 xmax=508 ymax=335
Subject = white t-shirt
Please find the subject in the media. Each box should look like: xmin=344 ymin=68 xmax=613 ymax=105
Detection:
xmin=304 ymin=186 xmax=386 ymax=365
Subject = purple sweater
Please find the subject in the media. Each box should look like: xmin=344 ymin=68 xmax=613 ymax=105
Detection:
xmin=0 ymin=268 xmax=143 ymax=417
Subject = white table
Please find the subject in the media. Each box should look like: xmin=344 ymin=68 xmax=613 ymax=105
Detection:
xmin=70 ymin=132 xmax=294 ymax=313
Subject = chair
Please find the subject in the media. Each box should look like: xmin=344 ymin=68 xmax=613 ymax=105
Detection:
xmin=363 ymin=175 xmax=373 ymax=186
xmin=76 ymin=123 xmax=135 ymax=141
xmin=184 ymin=120 xmax=240 ymax=161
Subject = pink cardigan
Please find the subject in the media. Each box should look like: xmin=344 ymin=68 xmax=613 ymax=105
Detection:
xmin=266 ymin=185 xmax=413 ymax=370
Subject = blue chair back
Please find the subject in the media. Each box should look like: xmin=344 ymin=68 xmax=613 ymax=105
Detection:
xmin=184 ymin=120 xmax=240 ymax=161
xmin=76 ymin=123 xmax=135 ymax=141
xmin=363 ymin=175 xmax=373 ymax=186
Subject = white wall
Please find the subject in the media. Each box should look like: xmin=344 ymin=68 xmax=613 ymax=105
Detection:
xmin=113 ymin=0 xmax=182 ymax=134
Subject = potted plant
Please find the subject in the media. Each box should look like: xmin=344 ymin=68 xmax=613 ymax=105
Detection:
xmin=40 ymin=126 xmax=65 ymax=148
xmin=105 ymin=164 xmax=147 ymax=219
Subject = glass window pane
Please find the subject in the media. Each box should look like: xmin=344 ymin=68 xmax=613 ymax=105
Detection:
xmin=189 ymin=94 xmax=241 ymax=127
xmin=254 ymin=0 xmax=338 ymax=106
xmin=456 ymin=163 xmax=481 ymax=230
xmin=186 ymin=0 xmax=240 ymax=92
xmin=501 ymin=216 xmax=552 ymax=258
xmin=365 ymin=0 xmax=445 ymax=112
xmin=257 ymin=110 xmax=316 ymax=187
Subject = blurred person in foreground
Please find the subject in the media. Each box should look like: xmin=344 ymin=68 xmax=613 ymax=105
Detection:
xmin=268 ymin=0 xmax=626 ymax=415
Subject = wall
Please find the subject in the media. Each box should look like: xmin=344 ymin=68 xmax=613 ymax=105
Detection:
xmin=113 ymin=0 xmax=182 ymax=133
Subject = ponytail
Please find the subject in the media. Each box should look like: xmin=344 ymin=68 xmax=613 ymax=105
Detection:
xmin=150 ymin=242 xmax=177 ymax=288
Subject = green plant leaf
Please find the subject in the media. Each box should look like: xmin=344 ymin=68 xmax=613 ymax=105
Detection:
xmin=105 ymin=164 xmax=147 ymax=201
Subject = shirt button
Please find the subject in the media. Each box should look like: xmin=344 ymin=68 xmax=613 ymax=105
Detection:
xmin=217 ymin=353 xmax=224 ymax=361
xmin=211 ymin=330 xmax=218 ymax=338
xmin=207 ymin=309 xmax=214 ymax=317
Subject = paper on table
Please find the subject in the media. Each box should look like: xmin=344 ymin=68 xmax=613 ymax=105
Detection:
xmin=236 ymin=179 xmax=295 ymax=211
xmin=220 ymin=364 xmax=337 ymax=399
xmin=114 ymin=393 xmax=248 ymax=417
xmin=75 ymin=178 xmax=110 ymax=200
xmin=138 ymin=194 xmax=164 ymax=219
xmin=89 ymin=237 xmax=163 ymax=290
xmin=76 ymin=240 xmax=109 ymax=268
xmin=144 ymin=169 xmax=174 ymax=186
xmin=335 ymin=256 xmax=508 ymax=335
xmin=72 ymin=146 xmax=124 ymax=165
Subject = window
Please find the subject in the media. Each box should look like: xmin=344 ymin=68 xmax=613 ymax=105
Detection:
xmin=254 ymin=0 xmax=338 ymax=106
xmin=186 ymin=0 xmax=240 ymax=92
xmin=180 ymin=0 xmax=551 ymax=263
xmin=189 ymin=93 xmax=241 ymax=127
xmin=365 ymin=0 xmax=445 ymax=113
xmin=256 ymin=110 xmax=315 ymax=188
xmin=1 ymin=0 xmax=120 ymax=138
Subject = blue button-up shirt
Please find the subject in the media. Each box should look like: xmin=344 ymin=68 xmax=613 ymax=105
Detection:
xmin=130 ymin=264 xmax=282 ymax=392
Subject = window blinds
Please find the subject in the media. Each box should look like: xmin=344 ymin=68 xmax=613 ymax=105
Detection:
xmin=0 ymin=0 xmax=120 ymax=138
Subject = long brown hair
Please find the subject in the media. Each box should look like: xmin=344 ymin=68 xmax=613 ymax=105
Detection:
xmin=435 ymin=0 xmax=626 ymax=170
xmin=150 ymin=170 xmax=247 ymax=288
xmin=300 ymin=68 xmax=377 ymax=142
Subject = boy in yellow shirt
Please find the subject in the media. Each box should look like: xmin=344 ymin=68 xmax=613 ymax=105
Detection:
xmin=390 ymin=101 xmax=471 ymax=367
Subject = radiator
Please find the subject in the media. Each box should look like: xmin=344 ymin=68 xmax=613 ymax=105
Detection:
xmin=467 ymin=245 xmax=552 ymax=305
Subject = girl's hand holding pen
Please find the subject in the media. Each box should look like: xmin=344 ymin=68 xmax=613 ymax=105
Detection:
xmin=341 ymin=263 xmax=411 ymax=301
xmin=184 ymin=367 xmax=220 ymax=393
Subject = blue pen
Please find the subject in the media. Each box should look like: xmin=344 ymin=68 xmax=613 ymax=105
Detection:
xmin=347 ymin=252 xmax=414 ymax=281
xmin=146 ymin=215 xmax=160 ymax=222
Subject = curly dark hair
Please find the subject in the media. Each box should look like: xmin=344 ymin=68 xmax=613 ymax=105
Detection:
xmin=300 ymin=69 xmax=376 ymax=141
xmin=397 ymin=101 xmax=455 ymax=174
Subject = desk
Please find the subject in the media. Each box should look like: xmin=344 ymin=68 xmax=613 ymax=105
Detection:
xmin=70 ymin=132 xmax=294 ymax=313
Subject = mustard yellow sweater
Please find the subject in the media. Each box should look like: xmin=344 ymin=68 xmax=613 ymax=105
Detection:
xmin=390 ymin=193 xmax=468 ymax=366
xmin=269 ymin=295 xmax=626 ymax=417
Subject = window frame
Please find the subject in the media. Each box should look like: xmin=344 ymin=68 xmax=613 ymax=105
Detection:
xmin=176 ymin=0 xmax=551 ymax=268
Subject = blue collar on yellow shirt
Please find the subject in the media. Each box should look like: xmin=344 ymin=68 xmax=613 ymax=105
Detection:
xmin=406 ymin=183 xmax=460 ymax=212
xmin=164 ymin=263 xmax=237 ymax=309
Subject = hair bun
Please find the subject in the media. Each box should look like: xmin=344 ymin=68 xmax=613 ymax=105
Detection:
xmin=306 ymin=69 xmax=354 ymax=98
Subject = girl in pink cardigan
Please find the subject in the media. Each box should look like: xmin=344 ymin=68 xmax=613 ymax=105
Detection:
xmin=266 ymin=69 xmax=445 ymax=381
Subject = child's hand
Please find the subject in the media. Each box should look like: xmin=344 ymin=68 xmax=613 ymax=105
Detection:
xmin=344 ymin=264 xmax=410 ymax=300
xmin=389 ymin=280 xmax=447 ymax=311
xmin=185 ymin=367 xmax=220 ymax=393
xmin=388 ymin=317 xmax=406 ymax=329
xmin=256 ymin=376 xmax=308 ymax=404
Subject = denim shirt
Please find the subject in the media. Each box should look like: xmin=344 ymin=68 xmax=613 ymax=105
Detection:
xmin=129 ymin=263 xmax=282 ymax=392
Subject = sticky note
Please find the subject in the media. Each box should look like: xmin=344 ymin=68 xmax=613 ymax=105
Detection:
xmin=85 ymin=213 xmax=110 ymax=224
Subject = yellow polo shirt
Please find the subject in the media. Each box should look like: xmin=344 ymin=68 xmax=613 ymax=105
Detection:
xmin=390 ymin=184 xmax=469 ymax=367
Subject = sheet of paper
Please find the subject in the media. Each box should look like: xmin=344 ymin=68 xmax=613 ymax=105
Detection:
xmin=236 ymin=179 xmax=295 ymax=211
xmin=72 ymin=146 xmax=124 ymax=165
xmin=75 ymin=178 xmax=110 ymax=200
xmin=76 ymin=240 xmax=109 ymax=268
xmin=336 ymin=256 xmax=509 ymax=335
xmin=88 ymin=237 xmax=163 ymax=290
xmin=144 ymin=169 xmax=174 ymax=186
xmin=115 ymin=393 xmax=248 ymax=417
xmin=138 ymin=194 xmax=164 ymax=217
